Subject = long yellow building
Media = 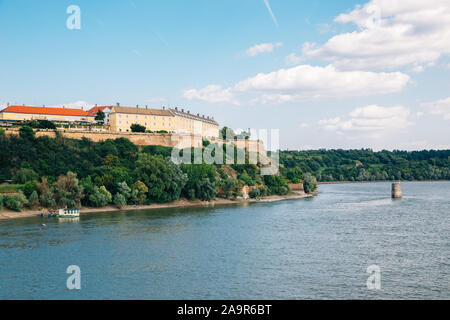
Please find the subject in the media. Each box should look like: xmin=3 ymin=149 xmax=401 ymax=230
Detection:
xmin=109 ymin=105 xmax=219 ymax=138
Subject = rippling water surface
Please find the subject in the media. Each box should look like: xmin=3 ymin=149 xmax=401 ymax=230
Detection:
xmin=0 ymin=182 xmax=449 ymax=299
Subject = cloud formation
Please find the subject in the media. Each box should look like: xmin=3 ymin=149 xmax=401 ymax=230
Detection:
xmin=302 ymin=0 xmax=450 ymax=71
xmin=182 ymin=65 xmax=410 ymax=104
xmin=421 ymin=97 xmax=450 ymax=120
xmin=319 ymin=105 xmax=413 ymax=138
xmin=246 ymin=42 xmax=283 ymax=57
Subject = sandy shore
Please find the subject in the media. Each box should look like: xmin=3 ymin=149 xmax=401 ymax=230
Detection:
xmin=0 ymin=192 xmax=315 ymax=221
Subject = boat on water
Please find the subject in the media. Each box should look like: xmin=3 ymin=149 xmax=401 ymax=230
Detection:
xmin=57 ymin=208 xmax=80 ymax=218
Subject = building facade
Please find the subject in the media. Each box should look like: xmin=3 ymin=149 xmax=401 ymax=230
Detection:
xmin=0 ymin=105 xmax=95 ymax=123
xmin=87 ymin=106 xmax=112 ymax=124
xmin=109 ymin=105 xmax=219 ymax=138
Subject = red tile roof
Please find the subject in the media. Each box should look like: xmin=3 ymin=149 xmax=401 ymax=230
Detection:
xmin=87 ymin=106 xmax=112 ymax=115
xmin=1 ymin=105 xmax=94 ymax=117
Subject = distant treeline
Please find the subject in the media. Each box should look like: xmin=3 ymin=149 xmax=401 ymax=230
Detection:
xmin=279 ymin=149 xmax=450 ymax=182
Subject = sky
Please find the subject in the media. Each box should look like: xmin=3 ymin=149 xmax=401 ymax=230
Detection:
xmin=0 ymin=0 xmax=449 ymax=151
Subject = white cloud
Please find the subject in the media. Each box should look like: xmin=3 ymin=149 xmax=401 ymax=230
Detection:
xmin=302 ymin=0 xmax=450 ymax=70
xmin=285 ymin=53 xmax=302 ymax=66
xmin=246 ymin=42 xmax=283 ymax=57
xmin=319 ymin=105 xmax=413 ymax=138
xmin=182 ymin=85 xmax=238 ymax=105
xmin=421 ymin=97 xmax=450 ymax=120
xmin=182 ymin=65 xmax=410 ymax=105
xmin=263 ymin=0 xmax=279 ymax=27
xmin=55 ymin=101 xmax=94 ymax=110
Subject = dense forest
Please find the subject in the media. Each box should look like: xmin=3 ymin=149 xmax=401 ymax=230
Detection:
xmin=0 ymin=127 xmax=295 ymax=212
xmin=279 ymin=149 xmax=450 ymax=182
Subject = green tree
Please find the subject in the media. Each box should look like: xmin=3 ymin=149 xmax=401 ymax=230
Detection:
xmin=197 ymin=178 xmax=217 ymax=201
xmin=12 ymin=168 xmax=38 ymax=184
xmin=114 ymin=193 xmax=127 ymax=208
xmin=19 ymin=126 xmax=35 ymax=140
xmin=22 ymin=180 xmax=38 ymax=198
xmin=131 ymin=181 xmax=148 ymax=204
xmin=117 ymin=182 xmax=131 ymax=202
xmin=135 ymin=154 xmax=187 ymax=203
xmin=4 ymin=192 xmax=28 ymax=212
xmin=54 ymin=172 xmax=84 ymax=208
xmin=131 ymin=123 xmax=146 ymax=133
xmin=89 ymin=186 xmax=112 ymax=207
xmin=95 ymin=110 xmax=106 ymax=123
xmin=37 ymin=177 xmax=56 ymax=208
xmin=303 ymin=173 xmax=318 ymax=194
xmin=28 ymin=191 xmax=39 ymax=208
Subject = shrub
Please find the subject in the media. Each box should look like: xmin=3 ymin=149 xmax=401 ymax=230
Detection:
xmin=303 ymin=173 xmax=318 ymax=194
xmin=19 ymin=125 xmax=35 ymax=140
xmin=4 ymin=192 xmax=28 ymax=212
xmin=22 ymin=180 xmax=38 ymax=198
xmin=114 ymin=193 xmax=127 ymax=208
xmin=0 ymin=195 xmax=3 ymax=210
xmin=28 ymin=191 xmax=39 ymax=208
xmin=130 ymin=123 xmax=146 ymax=133
xmin=249 ymin=188 xmax=261 ymax=199
xmin=89 ymin=186 xmax=112 ymax=207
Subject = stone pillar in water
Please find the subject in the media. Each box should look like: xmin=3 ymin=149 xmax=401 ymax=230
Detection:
xmin=392 ymin=183 xmax=402 ymax=199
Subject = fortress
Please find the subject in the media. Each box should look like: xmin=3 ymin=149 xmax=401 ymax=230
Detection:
xmin=0 ymin=104 xmax=265 ymax=154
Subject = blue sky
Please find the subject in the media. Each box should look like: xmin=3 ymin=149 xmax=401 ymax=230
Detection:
xmin=1 ymin=0 xmax=449 ymax=150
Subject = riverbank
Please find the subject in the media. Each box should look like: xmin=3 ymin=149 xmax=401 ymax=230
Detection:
xmin=0 ymin=192 xmax=315 ymax=221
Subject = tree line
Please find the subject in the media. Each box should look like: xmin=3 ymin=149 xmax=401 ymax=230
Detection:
xmin=0 ymin=126 xmax=300 ymax=212
xmin=279 ymin=149 xmax=450 ymax=183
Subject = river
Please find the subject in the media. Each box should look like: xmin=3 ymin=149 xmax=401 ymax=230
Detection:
xmin=0 ymin=182 xmax=448 ymax=299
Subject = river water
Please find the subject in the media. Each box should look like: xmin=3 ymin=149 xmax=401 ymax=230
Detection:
xmin=0 ymin=182 xmax=448 ymax=299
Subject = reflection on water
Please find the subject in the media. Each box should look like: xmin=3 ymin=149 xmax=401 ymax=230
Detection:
xmin=0 ymin=182 xmax=449 ymax=299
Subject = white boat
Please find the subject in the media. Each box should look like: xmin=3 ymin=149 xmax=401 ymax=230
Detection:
xmin=57 ymin=208 xmax=80 ymax=218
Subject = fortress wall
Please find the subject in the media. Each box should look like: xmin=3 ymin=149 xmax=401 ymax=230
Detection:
xmin=5 ymin=129 xmax=266 ymax=155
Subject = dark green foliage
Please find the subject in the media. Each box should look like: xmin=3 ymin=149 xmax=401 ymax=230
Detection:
xmin=3 ymin=192 xmax=28 ymax=212
xmin=130 ymin=123 xmax=146 ymax=133
xmin=249 ymin=188 xmax=261 ymax=199
xmin=182 ymin=164 xmax=217 ymax=200
xmin=88 ymin=186 xmax=112 ymax=208
xmin=95 ymin=110 xmax=106 ymax=122
xmin=196 ymin=178 xmax=217 ymax=201
xmin=26 ymin=120 xmax=56 ymax=130
xmin=19 ymin=126 xmax=35 ymax=140
xmin=113 ymin=193 xmax=127 ymax=208
xmin=263 ymin=175 xmax=289 ymax=195
xmin=303 ymin=173 xmax=318 ymax=194
xmin=141 ymin=145 xmax=173 ymax=157
xmin=54 ymin=172 xmax=84 ymax=208
xmin=135 ymin=154 xmax=187 ymax=203
xmin=280 ymin=149 xmax=450 ymax=182
xmin=12 ymin=168 xmax=39 ymax=184
xmin=21 ymin=180 xmax=38 ymax=198
xmin=0 ymin=195 xmax=3 ymax=210
xmin=28 ymin=191 xmax=39 ymax=208
xmin=220 ymin=177 xmax=242 ymax=199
